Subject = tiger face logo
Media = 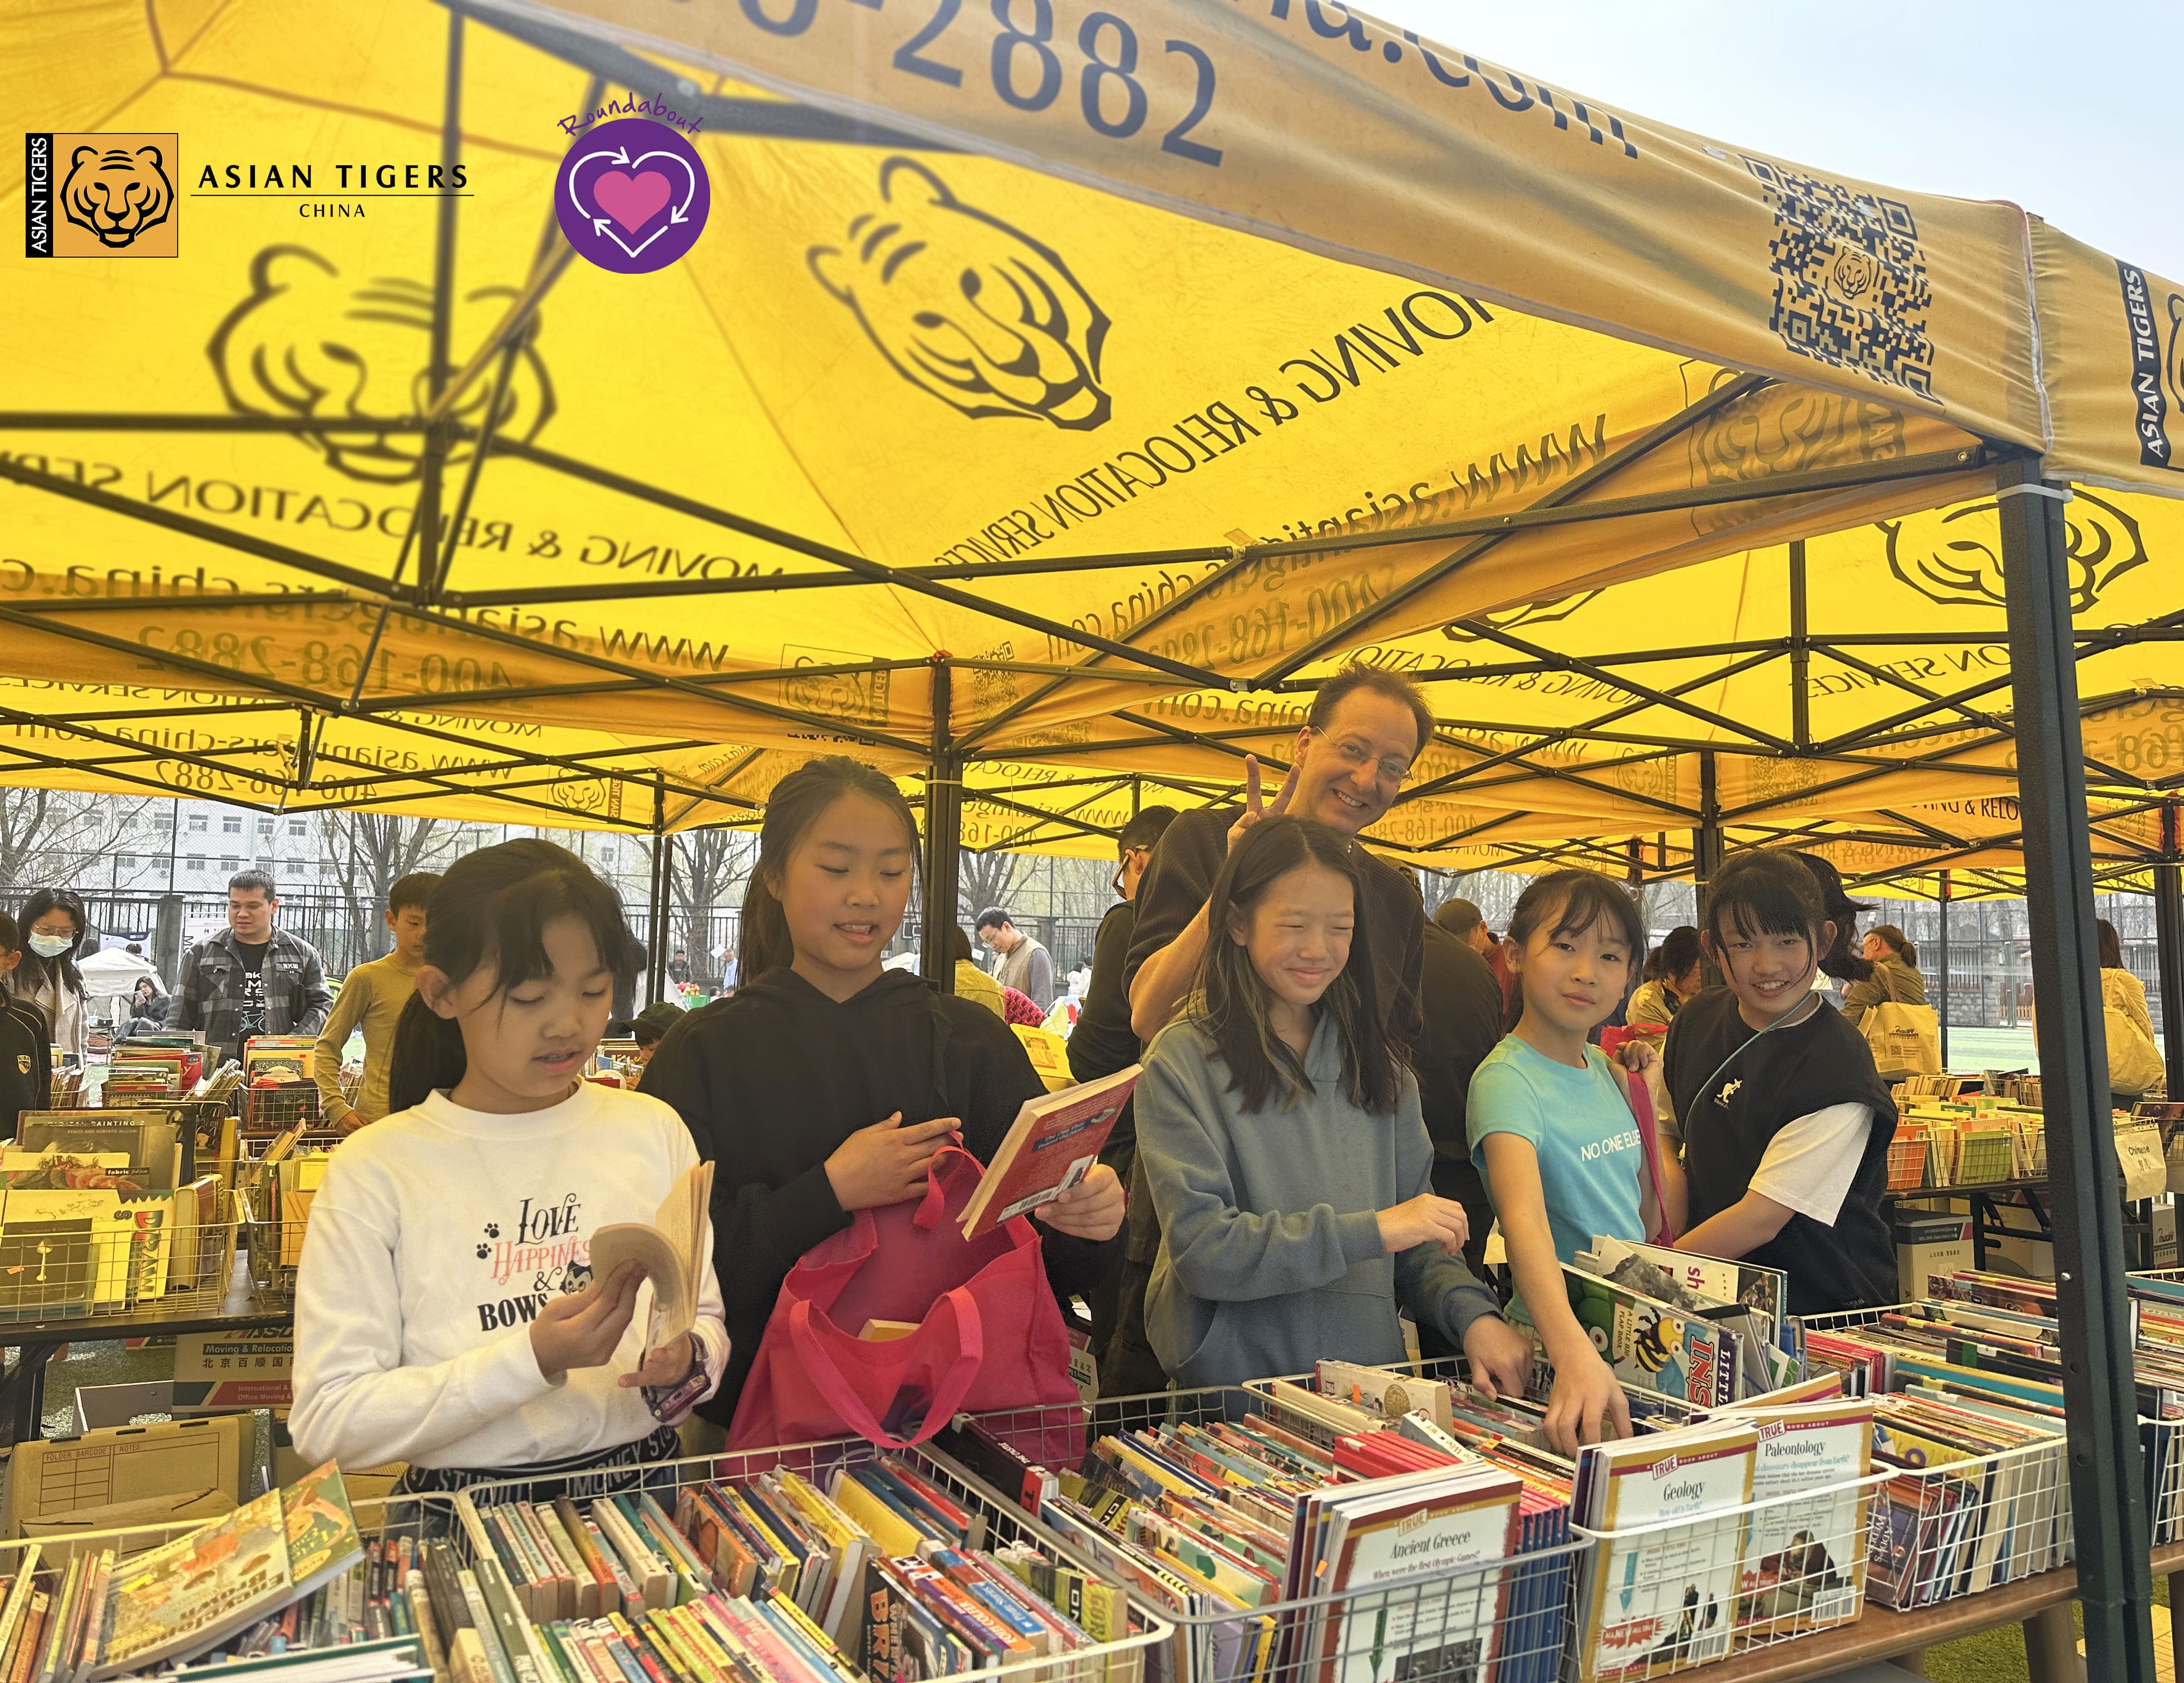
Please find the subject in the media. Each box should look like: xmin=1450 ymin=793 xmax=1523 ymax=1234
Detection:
xmin=1880 ymin=489 xmax=2147 ymax=612
xmin=208 ymin=245 xmax=556 ymax=483
xmin=61 ymin=144 xmax=174 ymax=248
xmin=809 ymin=157 xmax=1112 ymax=430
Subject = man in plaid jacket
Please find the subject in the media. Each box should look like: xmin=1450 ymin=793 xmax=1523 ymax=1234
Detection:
xmin=168 ymin=870 xmax=333 ymax=1064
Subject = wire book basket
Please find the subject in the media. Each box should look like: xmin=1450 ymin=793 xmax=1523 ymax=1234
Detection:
xmin=1562 ymin=1465 xmax=1890 ymax=1680
xmin=0 ymin=1201 xmax=242 ymax=1323
xmin=1796 ymin=1305 xmax=2079 ymax=1603
xmin=461 ymin=1438 xmax=1174 ymax=1683
xmin=240 ymin=1081 xmax=322 ymax=1136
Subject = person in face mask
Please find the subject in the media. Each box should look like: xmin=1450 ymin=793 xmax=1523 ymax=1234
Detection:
xmin=16 ymin=889 xmax=88 ymax=1061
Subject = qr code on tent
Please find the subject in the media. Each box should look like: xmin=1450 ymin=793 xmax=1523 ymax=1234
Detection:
xmin=1744 ymin=156 xmax=1937 ymax=402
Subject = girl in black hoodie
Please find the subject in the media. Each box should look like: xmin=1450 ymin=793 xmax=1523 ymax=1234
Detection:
xmin=641 ymin=756 xmax=1127 ymax=1431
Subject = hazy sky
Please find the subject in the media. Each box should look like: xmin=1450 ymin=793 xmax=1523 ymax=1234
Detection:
xmin=1368 ymin=0 xmax=2180 ymax=282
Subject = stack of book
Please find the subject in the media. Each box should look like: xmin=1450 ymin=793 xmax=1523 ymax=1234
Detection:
xmin=1521 ymin=1240 xmax=1796 ymax=1411
xmin=0 ymin=1461 xmax=366 ymax=1682
xmin=445 ymin=1455 xmax=1144 ymax=1683
xmin=100 ymin=1034 xmax=204 ymax=1101
xmin=1893 ymin=1101 xmax=2046 ymax=1189
xmin=982 ymin=1365 xmax=1577 ymax=1683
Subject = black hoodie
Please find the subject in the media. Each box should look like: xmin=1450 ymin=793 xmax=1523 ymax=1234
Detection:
xmin=640 ymin=965 xmax=1123 ymax=1428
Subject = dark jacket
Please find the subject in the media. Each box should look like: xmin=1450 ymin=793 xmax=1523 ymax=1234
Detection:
xmin=0 ymin=991 xmax=51 ymax=1137
xmin=167 ymin=927 xmax=332 ymax=1061
xmin=1664 ymin=990 xmax=1899 ymax=1316
xmin=640 ymin=966 xmax=1124 ymax=1428
xmin=1414 ymin=922 xmax=1506 ymax=1269
xmin=1124 ymin=808 xmax=1424 ymax=1050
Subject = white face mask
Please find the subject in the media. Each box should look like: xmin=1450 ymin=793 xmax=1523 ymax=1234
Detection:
xmin=27 ymin=934 xmax=71 ymax=959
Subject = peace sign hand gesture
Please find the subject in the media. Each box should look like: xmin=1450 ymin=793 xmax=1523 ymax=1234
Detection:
xmin=1226 ymin=755 xmax=1299 ymax=853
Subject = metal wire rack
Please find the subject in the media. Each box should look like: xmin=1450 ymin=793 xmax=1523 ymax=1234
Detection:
xmin=461 ymin=1439 xmax=1174 ymax=1683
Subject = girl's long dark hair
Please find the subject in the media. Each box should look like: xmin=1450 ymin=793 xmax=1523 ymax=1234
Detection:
xmin=1189 ymin=816 xmax=1400 ymax=1115
xmin=737 ymin=756 xmax=920 ymax=982
xmin=17 ymin=889 xmax=86 ymax=998
xmin=388 ymin=839 xmax=638 ymax=1113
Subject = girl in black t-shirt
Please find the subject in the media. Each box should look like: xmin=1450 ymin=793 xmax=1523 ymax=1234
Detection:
xmin=1661 ymin=852 xmax=1898 ymax=1316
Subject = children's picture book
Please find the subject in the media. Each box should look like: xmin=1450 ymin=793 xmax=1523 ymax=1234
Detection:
xmin=243 ymin=1039 xmax=317 ymax=1082
xmin=91 ymin=1462 xmax=361 ymax=1678
xmin=958 ymin=1066 xmax=1139 ymax=1241
xmin=586 ymin=1159 xmax=715 ymax=1352
xmin=1550 ymin=1264 xmax=1739 ymax=1409
xmin=1571 ymin=1421 xmax=1758 ymax=1682
xmin=0 ymin=1218 xmax=96 ymax=1319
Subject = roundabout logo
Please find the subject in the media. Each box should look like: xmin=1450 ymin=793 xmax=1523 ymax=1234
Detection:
xmin=553 ymin=118 xmax=708 ymax=274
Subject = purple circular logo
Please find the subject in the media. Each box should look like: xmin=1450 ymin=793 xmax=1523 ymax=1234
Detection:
xmin=554 ymin=119 xmax=709 ymax=274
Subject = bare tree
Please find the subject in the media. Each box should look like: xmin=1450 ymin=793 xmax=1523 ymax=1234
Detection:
xmin=636 ymin=828 xmax=755 ymax=987
xmin=0 ymin=790 xmax=155 ymax=889
xmin=957 ymin=847 xmax=1028 ymax=928
xmin=321 ymin=813 xmax=445 ymax=966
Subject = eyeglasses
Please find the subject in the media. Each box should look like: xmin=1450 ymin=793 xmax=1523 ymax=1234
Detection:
xmin=1314 ymin=728 xmax=1413 ymax=785
xmin=1111 ymin=847 xmax=1150 ymax=897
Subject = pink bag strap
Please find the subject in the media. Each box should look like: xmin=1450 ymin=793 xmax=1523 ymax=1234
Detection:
xmin=786 ymin=1287 xmax=988 ymax=1448
xmin=1621 ymin=1065 xmax=1678 ymax=1246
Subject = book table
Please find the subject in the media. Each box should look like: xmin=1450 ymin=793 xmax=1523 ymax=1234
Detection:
xmin=1694 ymin=1541 xmax=2184 ymax=1682
xmin=0 ymin=1308 xmax=291 ymax=1446
xmin=1882 ymin=1178 xmax=2050 ymax=1272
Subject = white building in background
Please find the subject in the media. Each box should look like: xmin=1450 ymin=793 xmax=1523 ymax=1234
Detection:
xmin=86 ymin=800 xmax=650 ymax=906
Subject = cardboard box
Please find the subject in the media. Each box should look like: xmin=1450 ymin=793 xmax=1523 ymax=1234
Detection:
xmin=271 ymin=1446 xmax=404 ymax=1502
xmin=1895 ymin=1213 xmax=1971 ymax=1302
xmin=3 ymin=1412 xmax=247 ymax=1538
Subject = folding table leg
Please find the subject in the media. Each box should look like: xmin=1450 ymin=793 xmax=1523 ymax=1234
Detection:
xmin=2022 ymin=1603 xmax=2084 ymax=1683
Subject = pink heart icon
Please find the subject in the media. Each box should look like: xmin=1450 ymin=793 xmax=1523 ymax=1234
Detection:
xmin=592 ymin=169 xmax=671 ymax=234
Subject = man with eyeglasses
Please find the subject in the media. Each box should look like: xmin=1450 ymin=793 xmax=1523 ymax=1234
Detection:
xmin=1068 ymin=805 xmax=1182 ymax=1376
xmin=1104 ymin=662 xmax=1534 ymax=1400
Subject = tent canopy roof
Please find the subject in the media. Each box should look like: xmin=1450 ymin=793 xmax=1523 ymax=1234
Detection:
xmin=0 ymin=0 xmax=2176 ymax=850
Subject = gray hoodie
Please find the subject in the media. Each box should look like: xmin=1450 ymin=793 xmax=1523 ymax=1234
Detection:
xmin=1137 ymin=1014 xmax=1503 ymax=1389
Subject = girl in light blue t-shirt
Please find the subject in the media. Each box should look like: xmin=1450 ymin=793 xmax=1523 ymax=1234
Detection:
xmin=1467 ymin=868 xmax=1672 ymax=1456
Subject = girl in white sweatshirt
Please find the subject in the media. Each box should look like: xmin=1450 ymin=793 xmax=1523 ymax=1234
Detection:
xmin=291 ymin=840 xmax=726 ymax=1492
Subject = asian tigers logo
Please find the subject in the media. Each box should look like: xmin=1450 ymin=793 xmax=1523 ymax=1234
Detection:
xmin=207 ymin=245 xmax=557 ymax=484
xmin=60 ymin=144 xmax=174 ymax=249
xmin=809 ymin=156 xmax=1111 ymax=430
xmin=1880 ymin=489 xmax=2148 ymax=613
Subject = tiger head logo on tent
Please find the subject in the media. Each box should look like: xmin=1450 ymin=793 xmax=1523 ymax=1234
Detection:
xmin=809 ymin=156 xmax=1112 ymax=431
xmin=208 ymin=245 xmax=557 ymax=484
xmin=61 ymin=142 xmax=175 ymax=250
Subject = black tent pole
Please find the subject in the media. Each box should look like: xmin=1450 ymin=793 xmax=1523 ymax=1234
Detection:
xmin=1693 ymin=749 xmax=1723 ymax=925
xmin=1936 ymin=868 xmax=1952 ymax=1069
xmin=921 ymin=659 xmax=962 ymax=993
xmin=2158 ymin=800 xmax=2184 ymax=1099
xmin=1997 ymin=454 xmax=2155 ymax=1680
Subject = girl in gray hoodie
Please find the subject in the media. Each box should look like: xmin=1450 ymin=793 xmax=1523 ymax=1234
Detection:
xmin=1135 ymin=816 xmax=1532 ymax=1394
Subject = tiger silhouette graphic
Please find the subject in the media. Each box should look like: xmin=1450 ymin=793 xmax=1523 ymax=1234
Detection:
xmin=809 ymin=157 xmax=1111 ymax=430
xmin=1880 ymin=489 xmax=2147 ymax=613
xmin=60 ymin=144 xmax=173 ymax=249
xmin=207 ymin=245 xmax=557 ymax=484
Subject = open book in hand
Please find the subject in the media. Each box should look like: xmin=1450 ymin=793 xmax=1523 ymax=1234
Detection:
xmin=958 ymin=1065 xmax=1140 ymax=1242
xmin=587 ymin=1159 xmax=714 ymax=1355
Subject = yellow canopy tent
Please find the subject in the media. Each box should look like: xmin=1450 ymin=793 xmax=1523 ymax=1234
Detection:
xmin=3 ymin=6 xmax=2181 ymax=1654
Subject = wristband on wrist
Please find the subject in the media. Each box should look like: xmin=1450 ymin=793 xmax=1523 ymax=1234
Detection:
xmin=643 ymin=1328 xmax=711 ymax=1421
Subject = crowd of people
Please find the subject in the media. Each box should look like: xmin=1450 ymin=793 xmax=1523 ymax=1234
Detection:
xmin=0 ymin=661 xmax=2131 ymax=1497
